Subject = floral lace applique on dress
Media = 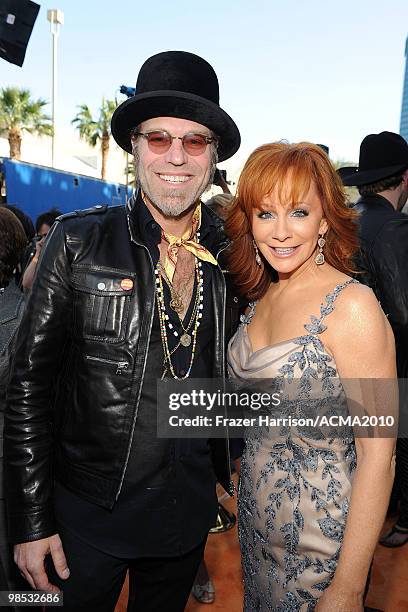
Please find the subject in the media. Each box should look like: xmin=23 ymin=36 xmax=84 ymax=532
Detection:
xmin=228 ymin=280 xmax=358 ymax=612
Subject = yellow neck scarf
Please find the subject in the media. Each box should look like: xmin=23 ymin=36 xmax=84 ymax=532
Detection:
xmin=161 ymin=204 xmax=218 ymax=282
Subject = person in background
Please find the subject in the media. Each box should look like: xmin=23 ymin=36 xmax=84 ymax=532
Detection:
xmin=2 ymin=206 xmax=32 ymax=286
xmin=340 ymin=132 xmax=408 ymax=548
xmin=205 ymin=169 xmax=233 ymax=220
xmin=4 ymin=205 xmax=35 ymax=243
xmin=0 ymin=208 xmax=27 ymax=608
xmin=21 ymin=208 xmax=61 ymax=292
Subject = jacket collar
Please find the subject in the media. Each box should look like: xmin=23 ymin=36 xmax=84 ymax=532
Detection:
xmin=356 ymin=193 xmax=397 ymax=212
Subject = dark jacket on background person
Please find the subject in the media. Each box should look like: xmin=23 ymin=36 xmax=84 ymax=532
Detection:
xmin=0 ymin=283 xmax=26 ymax=603
xmin=4 ymin=197 xmax=243 ymax=545
xmin=0 ymin=283 xmax=25 ymax=485
xmin=354 ymin=193 xmax=408 ymax=377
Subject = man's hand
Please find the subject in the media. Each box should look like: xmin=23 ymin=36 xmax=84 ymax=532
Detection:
xmin=14 ymin=534 xmax=70 ymax=592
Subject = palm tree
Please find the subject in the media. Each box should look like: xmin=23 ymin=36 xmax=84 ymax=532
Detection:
xmin=0 ymin=87 xmax=53 ymax=160
xmin=125 ymin=156 xmax=137 ymax=188
xmin=72 ymin=98 xmax=116 ymax=180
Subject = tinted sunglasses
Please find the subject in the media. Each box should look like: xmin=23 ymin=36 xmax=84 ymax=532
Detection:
xmin=134 ymin=130 xmax=218 ymax=156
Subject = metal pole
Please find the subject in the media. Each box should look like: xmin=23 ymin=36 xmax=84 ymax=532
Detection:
xmin=51 ymin=25 xmax=57 ymax=167
xmin=47 ymin=10 xmax=64 ymax=168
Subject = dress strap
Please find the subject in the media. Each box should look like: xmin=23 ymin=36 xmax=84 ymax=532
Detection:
xmin=240 ymin=301 xmax=257 ymax=326
xmin=304 ymin=278 xmax=359 ymax=336
xmin=241 ymin=279 xmax=359 ymax=331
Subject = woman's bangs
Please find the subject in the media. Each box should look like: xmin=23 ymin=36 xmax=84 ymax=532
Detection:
xmin=239 ymin=144 xmax=318 ymax=213
xmin=270 ymin=160 xmax=313 ymax=209
xmin=238 ymin=154 xmax=278 ymax=212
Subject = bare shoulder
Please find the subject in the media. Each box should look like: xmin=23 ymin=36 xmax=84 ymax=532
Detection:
xmin=333 ymin=282 xmax=388 ymax=332
xmin=325 ymin=281 xmax=396 ymax=377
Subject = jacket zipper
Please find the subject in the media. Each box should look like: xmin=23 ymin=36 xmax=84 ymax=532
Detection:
xmin=116 ymin=218 xmax=156 ymax=499
xmin=85 ymin=355 xmax=129 ymax=375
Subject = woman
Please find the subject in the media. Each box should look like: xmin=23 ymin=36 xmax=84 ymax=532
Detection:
xmin=225 ymin=143 xmax=396 ymax=611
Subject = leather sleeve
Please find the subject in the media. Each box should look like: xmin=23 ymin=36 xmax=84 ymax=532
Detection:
xmin=370 ymin=218 xmax=408 ymax=342
xmin=4 ymin=221 xmax=72 ymax=543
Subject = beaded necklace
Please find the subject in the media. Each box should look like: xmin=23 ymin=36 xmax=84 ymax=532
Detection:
xmin=155 ymin=258 xmax=204 ymax=380
xmin=159 ymin=264 xmax=201 ymax=346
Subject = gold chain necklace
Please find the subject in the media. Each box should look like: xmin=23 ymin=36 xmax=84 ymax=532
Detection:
xmin=155 ymin=259 xmax=204 ymax=380
xmin=158 ymin=261 xmax=201 ymax=346
xmin=159 ymin=265 xmax=186 ymax=315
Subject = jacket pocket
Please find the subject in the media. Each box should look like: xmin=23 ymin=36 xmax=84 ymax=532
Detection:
xmin=85 ymin=354 xmax=129 ymax=375
xmin=72 ymin=266 xmax=135 ymax=343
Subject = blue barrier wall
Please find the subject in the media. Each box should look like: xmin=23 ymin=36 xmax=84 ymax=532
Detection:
xmin=1 ymin=158 xmax=133 ymax=222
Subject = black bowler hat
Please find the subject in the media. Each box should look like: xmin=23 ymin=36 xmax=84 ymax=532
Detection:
xmin=111 ymin=51 xmax=240 ymax=162
xmin=340 ymin=131 xmax=408 ymax=186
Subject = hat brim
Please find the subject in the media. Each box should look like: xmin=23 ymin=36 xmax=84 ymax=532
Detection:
xmin=341 ymin=163 xmax=408 ymax=186
xmin=111 ymin=90 xmax=240 ymax=162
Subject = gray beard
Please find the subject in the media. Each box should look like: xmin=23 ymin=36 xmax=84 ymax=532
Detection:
xmin=138 ymin=173 xmax=215 ymax=218
xmin=142 ymin=187 xmax=198 ymax=217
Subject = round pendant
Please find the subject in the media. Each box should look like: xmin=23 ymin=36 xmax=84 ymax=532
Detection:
xmin=180 ymin=333 xmax=191 ymax=347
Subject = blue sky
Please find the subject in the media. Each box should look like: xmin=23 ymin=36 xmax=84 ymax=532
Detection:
xmin=1 ymin=0 xmax=408 ymax=171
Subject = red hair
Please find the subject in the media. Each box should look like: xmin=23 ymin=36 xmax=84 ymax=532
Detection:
xmin=224 ymin=142 xmax=359 ymax=300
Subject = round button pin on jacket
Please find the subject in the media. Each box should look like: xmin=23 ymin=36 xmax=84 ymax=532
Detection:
xmin=121 ymin=278 xmax=133 ymax=291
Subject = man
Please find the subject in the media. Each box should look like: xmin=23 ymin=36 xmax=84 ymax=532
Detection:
xmin=340 ymin=131 xmax=408 ymax=547
xmin=5 ymin=51 xmax=241 ymax=611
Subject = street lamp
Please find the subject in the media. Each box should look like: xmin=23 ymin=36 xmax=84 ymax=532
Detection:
xmin=47 ymin=9 xmax=64 ymax=167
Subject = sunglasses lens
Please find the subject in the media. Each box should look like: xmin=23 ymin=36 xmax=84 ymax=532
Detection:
xmin=146 ymin=131 xmax=172 ymax=152
xmin=183 ymin=134 xmax=208 ymax=155
xmin=143 ymin=131 xmax=210 ymax=155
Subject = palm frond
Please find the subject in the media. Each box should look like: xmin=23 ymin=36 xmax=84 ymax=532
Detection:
xmin=72 ymin=98 xmax=117 ymax=148
xmin=0 ymin=86 xmax=52 ymax=134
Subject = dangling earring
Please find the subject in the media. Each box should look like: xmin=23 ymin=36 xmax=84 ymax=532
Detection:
xmin=253 ymin=239 xmax=262 ymax=266
xmin=315 ymin=234 xmax=326 ymax=265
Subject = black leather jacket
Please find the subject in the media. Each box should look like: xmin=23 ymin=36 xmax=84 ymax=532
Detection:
xmin=5 ymin=200 xmax=243 ymax=544
xmin=354 ymin=194 xmax=408 ymax=376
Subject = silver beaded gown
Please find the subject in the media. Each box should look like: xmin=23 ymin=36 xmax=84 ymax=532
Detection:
xmin=227 ymin=280 xmax=358 ymax=612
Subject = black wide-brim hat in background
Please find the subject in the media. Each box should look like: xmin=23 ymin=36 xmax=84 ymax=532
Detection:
xmin=339 ymin=131 xmax=408 ymax=186
xmin=111 ymin=51 xmax=240 ymax=162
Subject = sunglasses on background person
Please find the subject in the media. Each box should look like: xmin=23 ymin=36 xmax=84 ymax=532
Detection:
xmin=135 ymin=130 xmax=218 ymax=156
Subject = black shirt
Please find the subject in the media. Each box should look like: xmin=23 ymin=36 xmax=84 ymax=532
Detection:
xmin=54 ymin=198 xmax=219 ymax=557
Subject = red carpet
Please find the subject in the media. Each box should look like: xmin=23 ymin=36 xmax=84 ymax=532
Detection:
xmin=115 ymin=486 xmax=408 ymax=611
